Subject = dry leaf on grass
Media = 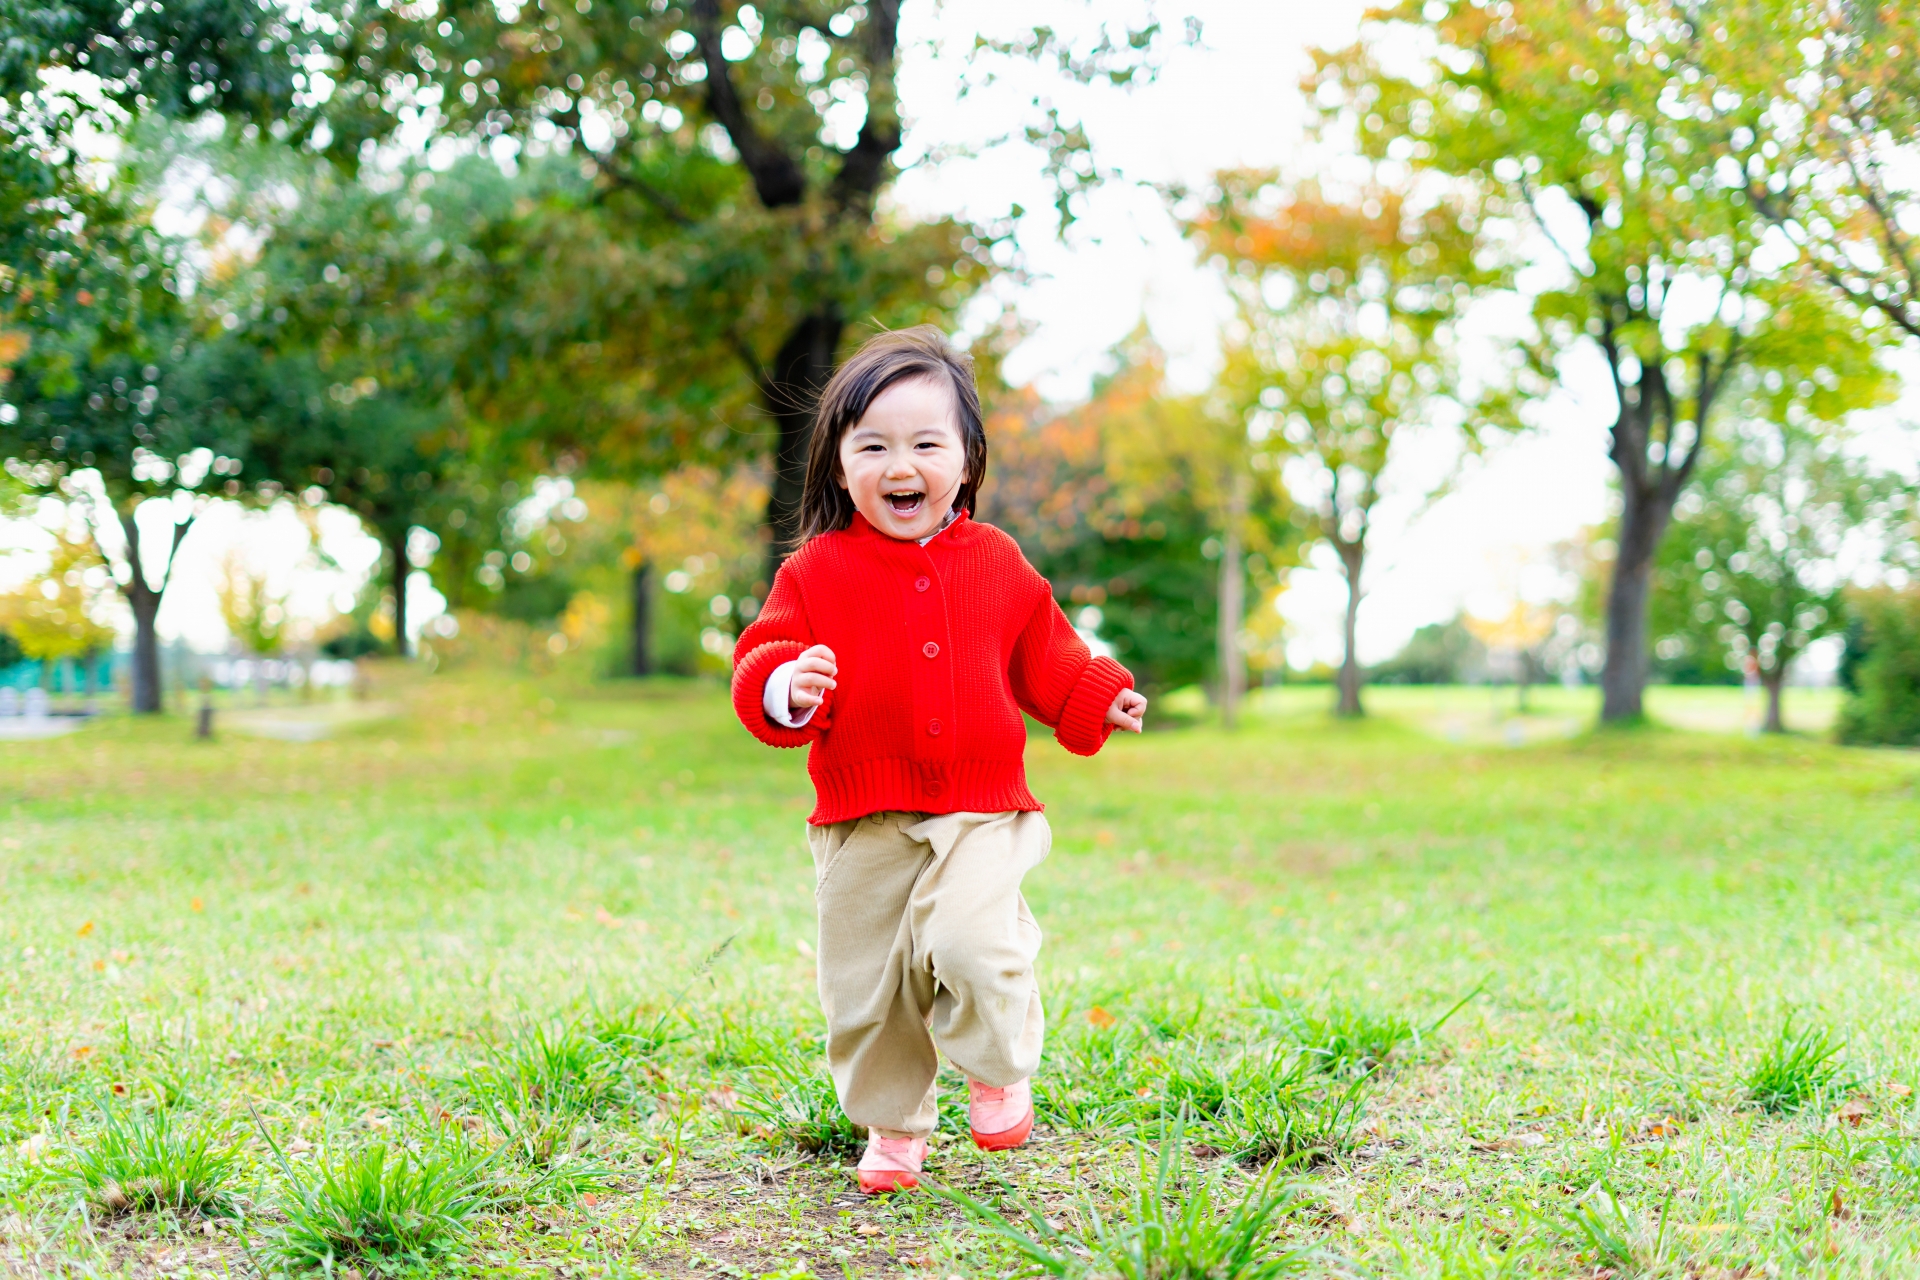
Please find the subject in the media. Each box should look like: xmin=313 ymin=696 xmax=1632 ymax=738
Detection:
xmin=1836 ymin=1096 xmax=1871 ymax=1126
xmin=1471 ymin=1132 xmax=1547 ymax=1152
xmin=1640 ymin=1115 xmax=1683 ymax=1139
xmin=1086 ymin=1006 xmax=1116 ymax=1028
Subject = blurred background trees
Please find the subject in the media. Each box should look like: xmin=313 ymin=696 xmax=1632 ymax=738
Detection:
xmin=1 ymin=0 xmax=1917 ymax=741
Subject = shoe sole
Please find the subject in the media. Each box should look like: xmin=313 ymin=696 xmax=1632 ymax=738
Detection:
xmin=857 ymin=1168 xmax=920 ymax=1194
xmin=970 ymin=1107 xmax=1034 ymax=1152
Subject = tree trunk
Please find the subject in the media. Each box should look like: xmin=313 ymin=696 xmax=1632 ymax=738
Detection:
xmin=1598 ymin=486 xmax=1666 ymax=723
xmin=1216 ymin=473 xmax=1248 ymax=728
xmin=387 ymin=525 xmax=412 ymax=659
xmin=1336 ymin=539 xmax=1365 ymax=718
xmin=113 ymin=508 xmax=187 ymax=716
xmin=761 ymin=309 xmax=844 ymax=586
xmin=630 ymin=559 xmax=653 ymax=676
xmin=1761 ymin=665 xmax=1786 ymax=733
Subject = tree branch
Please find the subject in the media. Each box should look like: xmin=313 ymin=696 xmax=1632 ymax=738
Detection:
xmin=691 ymin=0 xmax=806 ymax=209
xmin=827 ymin=0 xmax=901 ymax=212
xmin=594 ymin=161 xmax=696 ymax=227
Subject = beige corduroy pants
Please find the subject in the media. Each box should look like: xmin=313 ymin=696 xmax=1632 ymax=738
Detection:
xmin=805 ymin=808 xmax=1050 ymax=1139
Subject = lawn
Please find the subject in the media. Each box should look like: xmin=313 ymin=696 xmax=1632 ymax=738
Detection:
xmin=2 ymin=669 xmax=1917 ymax=1278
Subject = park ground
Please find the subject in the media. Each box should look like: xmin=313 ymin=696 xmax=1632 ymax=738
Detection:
xmin=1 ymin=670 xmax=1916 ymax=1278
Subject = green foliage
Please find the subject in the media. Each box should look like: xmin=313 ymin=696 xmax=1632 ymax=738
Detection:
xmin=1837 ymin=587 xmax=1920 ymax=746
xmin=1371 ymin=619 xmax=1481 ymax=686
xmin=983 ymin=345 xmax=1294 ymax=694
xmin=267 ymin=1140 xmax=491 ymax=1273
xmin=731 ymin=1056 xmax=863 ymax=1159
xmin=938 ymin=1110 xmax=1316 ymax=1279
xmin=70 ymin=1103 xmax=239 ymax=1218
xmin=0 ymin=625 xmax=22 ymax=669
xmin=1745 ymin=1018 xmax=1852 ymax=1114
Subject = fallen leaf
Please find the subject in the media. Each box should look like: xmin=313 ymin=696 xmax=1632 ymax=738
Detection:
xmin=15 ymin=1133 xmax=48 ymax=1161
xmin=77 ymin=921 xmax=94 ymax=937
xmin=1836 ymin=1096 xmax=1871 ymax=1127
xmin=1086 ymin=1006 xmax=1116 ymax=1029
xmin=706 ymin=1086 xmax=739 ymax=1111
xmin=1640 ymin=1116 xmax=1682 ymax=1139
xmin=109 ymin=1082 xmax=129 ymax=1098
xmin=1830 ymin=1187 xmax=1849 ymax=1219
xmin=1472 ymin=1132 xmax=1547 ymax=1152
xmin=1888 ymin=1082 xmax=1912 ymax=1098
xmin=370 ymin=1039 xmax=395 ymax=1049
xmin=189 ymin=898 xmax=204 ymax=912
xmin=69 ymin=1045 xmax=92 ymax=1060
xmin=856 ymin=1222 xmax=883 ymax=1237
xmin=581 ymin=1193 xmax=599 ymax=1208
xmin=288 ymin=1138 xmax=314 ymax=1155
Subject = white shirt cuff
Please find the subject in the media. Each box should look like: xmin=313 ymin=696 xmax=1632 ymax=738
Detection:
xmin=763 ymin=659 xmax=816 ymax=728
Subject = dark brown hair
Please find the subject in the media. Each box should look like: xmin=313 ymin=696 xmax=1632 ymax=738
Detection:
xmin=795 ymin=326 xmax=987 ymax=546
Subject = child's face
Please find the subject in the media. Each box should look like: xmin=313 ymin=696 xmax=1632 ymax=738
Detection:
xmin=837 ymin=375 xmax=969 ymax=541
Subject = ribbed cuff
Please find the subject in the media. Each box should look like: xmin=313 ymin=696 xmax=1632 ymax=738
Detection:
xmin=1053 ymin=656 xmax=1134 ymax=756
xmin=732 ymin=640 xmax=826 ymax=747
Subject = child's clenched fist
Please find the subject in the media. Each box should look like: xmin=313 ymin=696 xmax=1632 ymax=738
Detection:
xmin=789 ymin=643 xmax=838 ymax=714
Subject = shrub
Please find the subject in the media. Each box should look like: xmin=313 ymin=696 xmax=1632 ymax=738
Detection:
xmin=1837 ymin=587 xmax=1920 ymax=746
xmin=72 ymin=1104 xmax=239 ymax=1218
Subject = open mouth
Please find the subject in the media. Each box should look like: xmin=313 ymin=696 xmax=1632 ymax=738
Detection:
xmin=884 ymin=490 xmax=925 ymax=518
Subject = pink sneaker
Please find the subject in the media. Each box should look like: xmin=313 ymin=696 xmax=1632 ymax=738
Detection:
xmin=968 ymin=1078 xmax=1035 ymax=1152
xmin=856 ymin=1132 xmax=928 ymax=1194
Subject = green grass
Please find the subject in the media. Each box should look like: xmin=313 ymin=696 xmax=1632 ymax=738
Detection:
xmin=0 ymin=668 xmax=1917 ymax=1276
xmin=69 ymin=1102 xmax=240 ymax=1219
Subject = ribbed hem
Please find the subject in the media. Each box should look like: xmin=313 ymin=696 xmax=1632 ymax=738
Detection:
xmin=806 ymin=757 xmax=1041 ymax=825
xmin=1054 ymin=656 xmax=1134 ymax=756
xmin=731 ymin=639 xmax=824 ymax=748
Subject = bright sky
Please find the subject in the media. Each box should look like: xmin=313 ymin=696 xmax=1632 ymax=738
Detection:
xmin=5 ymin=0 xmax=1912 ymax=667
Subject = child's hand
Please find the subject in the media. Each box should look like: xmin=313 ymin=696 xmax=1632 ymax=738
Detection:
xmin=1106 ymin=688 xmax=1147 ymax=733
xmin=790 ymin=644 xmax=838 ymax=712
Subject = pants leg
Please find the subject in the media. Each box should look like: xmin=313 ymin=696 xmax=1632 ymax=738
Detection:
xmin=809 ymin=813 xmax=940 ymax=1137
xmin=905 ymin=810 xmax=1050 ymax=1088
xmin=809 ymin=809 xmax=1051 ymax=1139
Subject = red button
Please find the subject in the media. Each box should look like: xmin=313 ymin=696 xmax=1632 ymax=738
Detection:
xmin=927 ymin=719 xmax=942 ymax=736
xmin=914 ymin=576 xmax=931 ymax=592
xmin=926 ymin=779 xmax=944 ymax=796
xmin=922 ymin=641 xmax=939 ymax=659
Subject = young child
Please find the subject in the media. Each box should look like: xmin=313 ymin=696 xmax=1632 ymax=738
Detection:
xmin=730 ymin=326 xmax=1148 ymax=1194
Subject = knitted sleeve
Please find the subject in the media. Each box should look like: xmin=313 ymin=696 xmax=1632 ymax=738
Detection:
xmin=730 ymin=560 xmax=829 ymax=748
xmin=1008 ymin=579 xmax=1135 ymax=757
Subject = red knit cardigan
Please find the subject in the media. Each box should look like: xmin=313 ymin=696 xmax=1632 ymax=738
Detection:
xmin=730 ymin=511 xmax=1135 ymax=824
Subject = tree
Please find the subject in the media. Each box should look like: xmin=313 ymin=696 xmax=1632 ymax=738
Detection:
xmin=1652 ymin=412 xmax=1905 ymax=733
xmin=0 ymin=156 xmax=253 ymax=712
xmin=1703 ymin=3 xmax=1920 ymax=341
xmin=1313 ymin=0 xmax=1901 ymax=723
xmin=981 ymin=343 xmax=1291 ymax=704
xmin=1187 ymin=172 xmax=1512 ymax=717
xmin=253 ymin=2 xmax=1164 ymax=582
xmin=0 ymin=530 xmax=117 ymax=684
